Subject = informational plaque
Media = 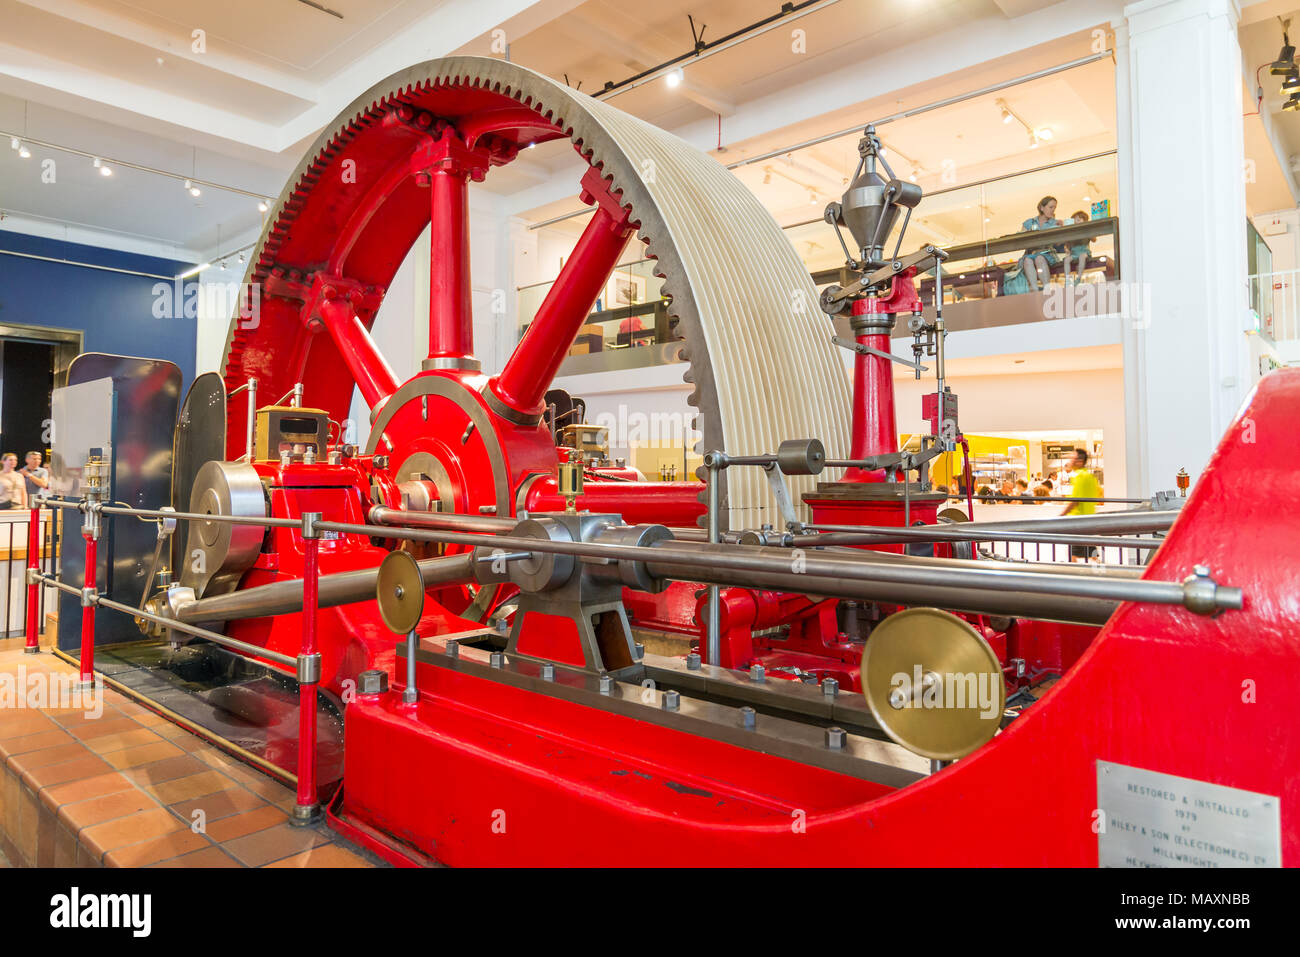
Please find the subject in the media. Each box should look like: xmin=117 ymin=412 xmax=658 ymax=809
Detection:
xmin=1097 ymin=760 xmax=1281 ymax=868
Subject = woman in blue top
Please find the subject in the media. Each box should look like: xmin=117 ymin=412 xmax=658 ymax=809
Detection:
xmin=1018 ymin=195 xmax=1061 ymax=292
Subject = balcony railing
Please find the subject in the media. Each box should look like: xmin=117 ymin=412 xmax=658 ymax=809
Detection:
xmin=521 ymin=151 xmax=1121 ymax=374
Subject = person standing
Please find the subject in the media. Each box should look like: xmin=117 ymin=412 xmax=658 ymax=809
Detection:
xmin=0 ymin=453 xmax=28 ymax=509
xmin=19 ymin=451 xmax=48 ymax=502
xmin=1061 ymin=447 xmax=1101 ymax=561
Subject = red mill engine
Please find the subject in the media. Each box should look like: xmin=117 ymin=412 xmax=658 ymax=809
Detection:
xmin=53 ymin=57 xmax=1298 ymax=867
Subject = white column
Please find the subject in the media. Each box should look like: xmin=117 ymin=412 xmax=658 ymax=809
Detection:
xmin=1116 ymin=0 xmax=1250 ymax=497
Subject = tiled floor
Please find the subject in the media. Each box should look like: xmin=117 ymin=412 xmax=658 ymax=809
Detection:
xmin=0 ymin=643 xmax=378 ymax=868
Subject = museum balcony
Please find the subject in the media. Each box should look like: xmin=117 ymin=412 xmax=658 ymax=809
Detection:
xmin=521 ymin=150 xmax=1124 ymax=378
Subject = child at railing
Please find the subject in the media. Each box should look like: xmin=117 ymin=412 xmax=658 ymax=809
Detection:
xmin=1066 ymin=210 xmax=1091 ymax=284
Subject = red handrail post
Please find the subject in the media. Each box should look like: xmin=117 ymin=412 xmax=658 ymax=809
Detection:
xmin=24 ymin=504 xmax=41 ymax=654
xmin=291 ymin=511 xmax=323 ymax=826
xmin=79 ymin=515 xmax=98 ymax=688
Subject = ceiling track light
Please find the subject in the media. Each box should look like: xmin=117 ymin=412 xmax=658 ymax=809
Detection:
xmin=93 ymin=156 xmax=112 ymax=176
xmin=9 ymin=136 xmax=18 ymax=150
xmin=997 ymin=98 xmax=1014 ymax=124
xmin=184 ymin=178 xmax=201 ymax=197
xmin=1284 ymin=93 xmax=1300 ymax=112
xmin=665 ymin=68 xmax=684 ymax=88
xmin=258 ymin=200 xmax=269 ymax=213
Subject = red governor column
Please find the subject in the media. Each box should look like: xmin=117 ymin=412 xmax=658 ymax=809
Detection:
xmin=843 ymin=269 xmax=921 ymax=482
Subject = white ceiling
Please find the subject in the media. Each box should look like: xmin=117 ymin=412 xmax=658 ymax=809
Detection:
xmin=2 ymin=0 xmax=1292 ymax=264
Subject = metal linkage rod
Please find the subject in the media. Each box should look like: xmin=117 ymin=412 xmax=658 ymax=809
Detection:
xmin=795 ymin=527 xmax=1162 ymax=550
xmin=309 ymin=519 xmax=1241 ymax=616
xmin=41 ymin=498 xmax=299 ymax=529
xmin=34 ymin=572 xmax=297 ymax=669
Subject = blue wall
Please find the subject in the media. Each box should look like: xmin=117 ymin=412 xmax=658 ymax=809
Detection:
xmin=0 ymin=231 xmax=197 ymax=391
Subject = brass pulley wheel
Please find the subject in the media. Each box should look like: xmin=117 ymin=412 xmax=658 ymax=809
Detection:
xmin=862 ymin=608 xmax=1005 ymax=761
xmin=376 ymin=550 xmax=426 ymax=634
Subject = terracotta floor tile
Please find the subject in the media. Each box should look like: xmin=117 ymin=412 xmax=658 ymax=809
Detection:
xmin=150 ymin=845 xmax=242 ymax=868
xmin=0 ymin=727 xmax=71 ymax=759
xmin=7 ymin=741 xmax=88 ymax=775
xmin=0 ymin=711 xmax=55 ymax=740
xmin=105 ymin=829 xmax=211 ymax=867
xmin=264 ymin=842 xmax=372 ymax=868
xmin=220 ymin=822 xmax=331 ymax=867
xmin=111 ymin=699 xmax=152 ymax=718
xmin=203 ymin=804 xmax=287 ymax=843
xmin=80 ymin=808 xmax=185 ymax=861
xmin=143 ymin=770 xmax=238 ymax=805
xmin=84 ymin=727 xmax=164 ymax=755
xmin=102 ymin=740 xmax=184 ymax=769
xmin=68 ymin=716 xmax=143 ymax=740
xmin=121 ymin=754 xmax=208 ymax=787
xmin=58 ymin=788 xmax=158 ymax=833
xmin=16 ymin=783 xmax=38 ymax=864
xmin=50 ymin=706 xmax=123 ymax=729
xmin=53 ymin=822 xmax=77 ymax=867
xmin=170 ymin=787 xmax=266 ymax=823
xmin=40 ymin=770 xmax=133 ymax=811
xmin=22 ymin=753 xmax=112 ymax=790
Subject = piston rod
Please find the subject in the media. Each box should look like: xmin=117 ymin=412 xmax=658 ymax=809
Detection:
xmin=312 ymin=519 xmax=1242 ymax=616
xmin=173 ymin=553 xmax=477 ymax=624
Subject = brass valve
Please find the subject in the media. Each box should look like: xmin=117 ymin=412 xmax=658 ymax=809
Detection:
xmin=558 ymin=449 xmax=584 ymax=514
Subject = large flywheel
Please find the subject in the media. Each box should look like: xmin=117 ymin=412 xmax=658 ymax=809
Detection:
xmin=220 ymin=55 xmax=849 ymax=530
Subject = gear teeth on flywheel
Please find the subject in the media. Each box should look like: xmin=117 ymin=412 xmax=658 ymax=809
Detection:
xmin=221 ymin=56 xmax=847 ymax=531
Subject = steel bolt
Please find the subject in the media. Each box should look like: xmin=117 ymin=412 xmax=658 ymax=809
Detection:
xmin=749 ymin=664 xmax=765 ymax=682
xmin=686 ymin=653 xmax=701 ymax=671
xmin=825 ymin=726 xmax=847 ymax=750
xmin=540 ymin=662 xmax=555 ymax=681
xmin=739 ymin=706 xmax=756 ymax=730
xmin=599 ymin=674 xmax=613 ymax=695
xmin=822 ymin=677 xmax=839 ymax=697
xmin=634 ymin=642 xmax=645 ymax=660
xmin=489 ymin=651 xmax=504 ymax=669
xmin=662 ymin=690 xmax=680 ymax=711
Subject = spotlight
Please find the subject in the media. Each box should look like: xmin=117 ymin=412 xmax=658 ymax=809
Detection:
xmin=1036 ymin=128 xmax=1053 ymax=141
xmin=666 ymin=68 xmax=684 ymax=88
xmin=257 ymin=200 xmax=269 ymax=213
xmin=9 ymin=136 xmax=17 ymax=150
xmin=1270 ymin=35 xmax=1295 ymax=75
xmin=18 ymin=144 xmax=30 ymax=159
xmin=909 ymin=167 xmax=919 ymax=182
xmin=808 ymin=190 xmax=818 ymax=204
xmin=1284 ymin=94 xmax=1300 ymax=112
xmin=219 ymin=259 xmax=228 ymax=271
xmin=762 ymin=169 xmax=771 ymax=185
xmin=238 ymin=252 xmax=246 ymax=264
xmin=1028 ymin=132 xmax=1039 ymax=149
xmin=185 ymin=179 xmax=201 ymax=197
xmin=998 ymin=99 xmax=1013 ymax=124
xmin=93 ymin=157 xmax=112 ymax=176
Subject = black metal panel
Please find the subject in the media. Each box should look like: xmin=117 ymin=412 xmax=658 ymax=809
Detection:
xmin=57 ymin=353 xmax=181 ymax=650
xmin=170 ymin=372 xmax=226 ymax=574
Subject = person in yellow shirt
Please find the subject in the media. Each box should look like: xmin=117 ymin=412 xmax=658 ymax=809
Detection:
xmin=1061 ymin=447 xmax=1101 ymax=561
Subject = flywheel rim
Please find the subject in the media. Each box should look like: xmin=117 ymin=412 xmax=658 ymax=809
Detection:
xmin=221 ymin=55 xmax=849 ymax=531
